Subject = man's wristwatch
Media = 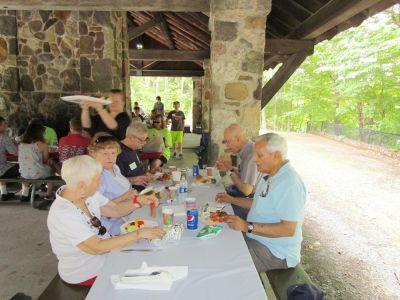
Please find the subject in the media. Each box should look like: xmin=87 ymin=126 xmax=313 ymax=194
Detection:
xmin=247 ymin=222 xmax=254 ymax=233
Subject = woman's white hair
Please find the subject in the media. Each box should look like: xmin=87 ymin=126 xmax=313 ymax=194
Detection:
xmin=126 ymin=121 xmax=148 ymax=137
xmin=256 ymin=133 xmax=288 ymax=160
xmin=61 ymin=155 xmax=103 ymax=186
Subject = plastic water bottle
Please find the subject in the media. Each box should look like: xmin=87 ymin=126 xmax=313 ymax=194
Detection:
xmin=178 ymin=176 xmax=188 ymax=203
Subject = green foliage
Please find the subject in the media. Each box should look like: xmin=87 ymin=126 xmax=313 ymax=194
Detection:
xmin=263 ymin=6 xmax=400 ymax=135
xmin=130 ymin=77 xmax=193 ymax=118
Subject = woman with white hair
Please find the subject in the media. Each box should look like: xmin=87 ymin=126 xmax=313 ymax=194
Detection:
xmin=47 ymin=155 xmax=165 ymax=286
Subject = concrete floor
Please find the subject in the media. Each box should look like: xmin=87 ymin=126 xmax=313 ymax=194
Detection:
xmin=0 ymin=146 xmax=199 ymax=300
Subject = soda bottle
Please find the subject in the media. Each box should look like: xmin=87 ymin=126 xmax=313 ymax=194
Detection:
xmin=178 ymin=175 xmax=188 ymax=202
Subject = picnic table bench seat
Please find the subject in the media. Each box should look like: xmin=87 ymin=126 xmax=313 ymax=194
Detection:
xmin=0 ymin=176 xmax=65 ymax=208
xmin=37 ymin=274 xmax=90 ymax=300
xmin=259 ymin=264 xmax=314 ymax=300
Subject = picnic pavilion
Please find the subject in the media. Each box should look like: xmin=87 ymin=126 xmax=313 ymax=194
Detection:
xmin=0 ymin=0 xmax=396 ymax=164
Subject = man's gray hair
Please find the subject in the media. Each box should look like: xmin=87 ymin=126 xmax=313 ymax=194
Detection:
xmin=61 ymin=155 xmax=102 ymax=186
xmin=126 ymin=121 xmax=148 ymax=137
xmin=256 ymin=133 xmax=288 ymax=160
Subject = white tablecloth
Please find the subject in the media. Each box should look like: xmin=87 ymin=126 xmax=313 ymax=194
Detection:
xmin=85 ymin=181 xmax=267 ymax=300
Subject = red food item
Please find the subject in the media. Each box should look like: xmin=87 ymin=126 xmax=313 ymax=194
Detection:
xmin=208 ymin=211 xmax=227 ymax=223
xmin=158 ymin=173 xmax=171 ymax=181
xmin=137 ymin=220 xmax=145 ymax=227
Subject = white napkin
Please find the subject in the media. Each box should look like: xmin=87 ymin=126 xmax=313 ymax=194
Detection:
xmin=111 ymin=262 xmax=188 ymax=290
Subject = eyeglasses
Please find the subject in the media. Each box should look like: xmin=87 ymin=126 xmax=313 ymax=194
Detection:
xmin=90 ymin=216 xmax=107 ymax=236
xmin=132 ymin=134 xmax=149 ymax=143
xmin=94 ymin=135 xmax=118 ymax=144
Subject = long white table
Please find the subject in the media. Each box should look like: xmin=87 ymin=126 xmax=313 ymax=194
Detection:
xmin=86 ymin=181 xmax=266 ymax=300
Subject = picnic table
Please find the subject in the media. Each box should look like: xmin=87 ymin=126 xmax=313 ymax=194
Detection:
xmin=85 ymin=178 xmax=266 ymax=300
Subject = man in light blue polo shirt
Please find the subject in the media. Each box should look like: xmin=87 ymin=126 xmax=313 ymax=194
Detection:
xmin=216 ymin=133 xmax=306 ymax=271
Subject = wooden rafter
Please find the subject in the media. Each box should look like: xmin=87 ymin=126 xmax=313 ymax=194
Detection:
xmin=128 ymin=17 xmax=160 ymax=41
xmin=130 ymin=69 xmax=204 ymax=77
xmin=0 ymin=0 xmax=211 ymax=11
xmin=261 ymin=51 xmax=309 ymax=108
xmin=130 ymin=49 xmax=210 ymax=61
xmin=287 ymin=0 xmax=389 ymax=39
xmin=155 ymin=13 xmax=175 ymax=49
xmin=264 ymin=39 xmax=314 ymax=55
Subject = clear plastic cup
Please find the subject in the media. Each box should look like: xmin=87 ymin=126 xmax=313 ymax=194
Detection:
xmin=162 ymin=207 xmax=174 ymax=226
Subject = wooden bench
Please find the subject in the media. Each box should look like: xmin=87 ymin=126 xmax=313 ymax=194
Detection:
xmin=0 ymin=176 xmax=64 ymax=208
xmin=38 ymin=274 xmax=90 ymax=300
xmin=259 ymin=265 xmax=314 ymax=300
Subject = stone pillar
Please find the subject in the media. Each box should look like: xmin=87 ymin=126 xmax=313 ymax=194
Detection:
xmin=201 ymin=59 xmax=211 ymax=133
xmin=0 ymin=10 xmax=130 ymax=136
xmin=0 ymin=11 xmax=19 ymax=118
xmin=208 ymin=0 xmax=271 ymax=163
xmin=192 ymin=77 xmax=202 ymax=132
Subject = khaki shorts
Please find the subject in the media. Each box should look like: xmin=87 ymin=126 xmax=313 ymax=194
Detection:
xmin=244 ymin=235 xmax=288 ymax=272
xmin=170 ymin=130 xmax=184 ymax=144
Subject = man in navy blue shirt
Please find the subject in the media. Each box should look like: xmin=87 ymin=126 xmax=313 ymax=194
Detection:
xmin=117 ymin=122 xmax=154 ymax=191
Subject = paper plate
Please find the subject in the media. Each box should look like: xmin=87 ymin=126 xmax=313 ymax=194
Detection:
xmin=120 ymin=219 xmax=158 ymax=234
xmin=61 ymin=95 xmax=112 ymax=105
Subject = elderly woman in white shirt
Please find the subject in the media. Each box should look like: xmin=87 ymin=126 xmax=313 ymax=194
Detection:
xmin=89 ymin=132 xmax=147 ymax=236
xmin=47 ymin=155 xmax=165 ymax=286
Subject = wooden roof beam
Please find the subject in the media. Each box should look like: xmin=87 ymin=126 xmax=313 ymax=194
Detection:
xmin=0 ymin=0 xmax=210 ymax=11
xmin=265 ymin=39 xmax=314 ymax=55
xmin=287 ymin=0 xmax=389 ymax=39
xmin=128 ymin=17 xmax=160 ymax=41
xmin=155 ymin=13 xmax=175 ymax=49
xmin=130 ymin=49 xmax=210 ymax=61
xmin=130 ymin=69 xmax=204 ymax=77
xmin=261 ymin=51 xmax=309 ymax=108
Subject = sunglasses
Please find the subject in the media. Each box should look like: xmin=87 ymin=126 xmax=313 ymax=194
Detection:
xmin=153 ymin=121 xmax=161 ymax=124
xmin=95 ymin=135 xmax=118 ymax=144
xmin=90 ymin=216 xmax=107 ymax=236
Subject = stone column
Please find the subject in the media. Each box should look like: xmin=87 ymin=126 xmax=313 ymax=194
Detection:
xmin=201 ymin=59 xmax=211 ymax=133
xmin=192 ymin=77 xmax=202 ymax=132
xmin=0 ymin=10 xmax=130 ymax=136
xmin=0 ymin=11 xmax=19 ymax=118
xmin=208 ymin=0 xmax=271 ymax=163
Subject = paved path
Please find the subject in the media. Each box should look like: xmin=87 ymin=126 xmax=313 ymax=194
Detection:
xmin=282 ymin=132 xmax=400 ymax=299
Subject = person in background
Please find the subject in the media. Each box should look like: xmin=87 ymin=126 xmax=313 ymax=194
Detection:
xmin=47 ymin=155 xmax=165 ymax=286
xmin=153 ymin=96 xmax=164 ymax=116
xmin=215 ymin=124 xmax=259 ymax=219
xmin=117 ymin=122 xmax=154 ymax=191
xmin=0 ymin=117 xmax=19 ymax=201
xmin=216 ymin=133 xmax=306 ymax=272
xmin=167 ymin=101 xmax=185 ymax=160
xmin=18 ymin=123 xmax=55 ymax=201
xmin=131 ymin=106 xmax=145 ymax=123
xmin=58 ymin=118 xmax=90 ymax=163
xmin=148 ymin=114 xmax=172 ymax=172
xmin=80 ymin=89 xmax=131 ymax=140
xmin=133 ymin=101 xmax=145 ymax=116
xmin=30 ymin=114 xmax=58 ymax=146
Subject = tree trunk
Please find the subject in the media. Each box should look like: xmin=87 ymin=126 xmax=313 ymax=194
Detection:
xmin=357 ymin=101 xmax=365 ymax=128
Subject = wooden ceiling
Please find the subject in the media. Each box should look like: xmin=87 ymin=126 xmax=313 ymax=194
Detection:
xmin=129 ymin=0 xmax=397 ymax=78
xmin=127 ymin=0 xmax=397 ymax=106
xmin=3 ymin=0 xmax=397 ymax=106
